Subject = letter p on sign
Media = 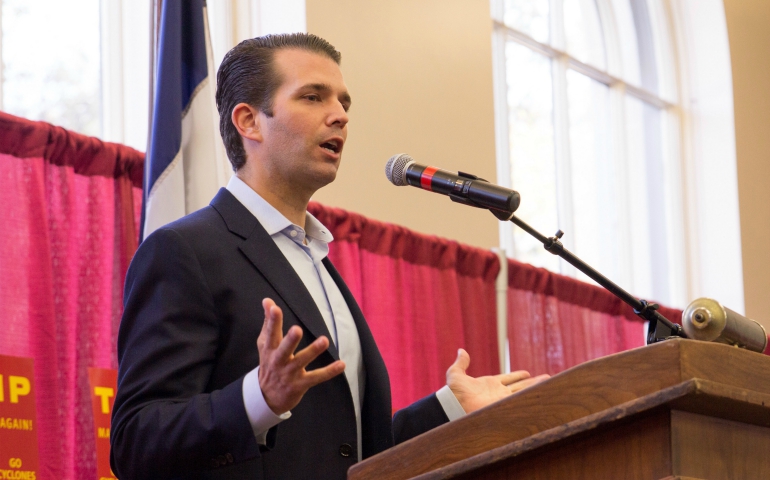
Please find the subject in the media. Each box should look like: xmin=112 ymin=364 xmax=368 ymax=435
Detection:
xmin=0 ymin=375 xmax=31 ymax=403
xmin=10 ymin=376 xmax=31 ymax=403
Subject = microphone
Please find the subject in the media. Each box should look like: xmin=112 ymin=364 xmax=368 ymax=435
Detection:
xmin=385 ymin=154 xmax=520 ymax=216
xmin=682 ymin=298 xmax=768 ymax=353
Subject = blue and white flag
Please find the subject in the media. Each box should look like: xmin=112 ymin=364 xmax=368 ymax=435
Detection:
xmin=142 ymin=0 xmax=231 ymax=240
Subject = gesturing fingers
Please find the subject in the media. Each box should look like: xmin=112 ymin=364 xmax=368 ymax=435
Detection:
xmin=496 ymin=370 xmax=531 ymax=386
xmin=260 ymin=339 xmax=345 ymax=413
xmin=259 ymin=298 xmax=284 ymax=351
xmin=508 ymin=373 xmax=550 ymax=393
xmin=303 ymin=359 xmax=346 ymax=388
xmin=274 ymin=325 xmax=305 ymax=362
xmin=292 ymin=335 xmax=331 ymax=368
xmin=446 ymin=348 xmax=471 ymax=380
xmin=288 ymin=336 xmax=347 ymax=387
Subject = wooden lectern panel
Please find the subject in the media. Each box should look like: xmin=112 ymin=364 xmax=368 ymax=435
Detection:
xmin=425 ymin=407 xmax=770 ymax=480
xmin=349 ymin=340 xmax=770 ymax=479
xmin=442 ymin=408 xmax=674 ymax=480
xmin=670 ymin=410 xmax=770 ymax=479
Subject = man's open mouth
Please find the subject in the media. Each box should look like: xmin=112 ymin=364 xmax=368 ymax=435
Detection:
xmin=320 ymin=139 xmax=342 ymax=153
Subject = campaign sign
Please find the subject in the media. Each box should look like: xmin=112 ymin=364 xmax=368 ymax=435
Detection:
xmin=87 ymin=368 xmax=117 ymax=480
xmin=0 ymin=354 xmax=39 ymax=480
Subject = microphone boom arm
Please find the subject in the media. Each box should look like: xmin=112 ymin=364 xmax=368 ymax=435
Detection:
xmin=490 ymin=210 xmax=686 ymax=344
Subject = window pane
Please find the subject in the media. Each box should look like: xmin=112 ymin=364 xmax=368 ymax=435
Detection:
xmin=610 ymin=0 xmax=642 ymax=85
xmin=624 ymin=96 xmax=654 ymax=299
xmin=563 ymin=0 xmax=606 ymax=70
xmin=566 ymin=70 xmax=616 ymax=282
xmin=625 ymin=95 xmax=669 ymax=303
xmin=505 ymin=42 xmax=559 ymax=271
xmin=2 ymin=0 xmax=102 ymax=136
xmin=501 ymin=0 xmax=550 ymax=44
xmin=644 ymin=0 xmax=677 ymax=102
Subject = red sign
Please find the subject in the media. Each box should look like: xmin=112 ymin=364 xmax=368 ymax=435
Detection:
xmin=0 ymin=354 xmax=39 ymax=479
xmin=87 ymin=368 xmax=118 ymax=480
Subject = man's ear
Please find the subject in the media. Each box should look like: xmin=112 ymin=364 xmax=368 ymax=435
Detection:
xmin=231 ymin=103 xmax=263 ymax=143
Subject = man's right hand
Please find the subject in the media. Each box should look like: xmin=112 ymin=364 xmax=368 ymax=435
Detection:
xmin=257 ymin=298 xmax=346 ymax=414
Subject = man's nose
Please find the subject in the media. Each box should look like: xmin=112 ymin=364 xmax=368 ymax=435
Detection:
xmin=328 ymin=102 xmax=349 ymax=128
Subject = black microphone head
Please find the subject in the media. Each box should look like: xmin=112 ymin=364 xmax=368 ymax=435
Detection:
xmin=385 ymin=154 xmax=415 ymax=186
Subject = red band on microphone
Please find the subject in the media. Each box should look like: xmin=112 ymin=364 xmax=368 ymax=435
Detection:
xmin=420 ymin=166 xmax=439 ymax=191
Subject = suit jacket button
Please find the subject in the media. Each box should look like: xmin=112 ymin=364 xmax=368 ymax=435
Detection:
xmin=210 ymin=458 xmax=219 ymax=468
xmin=226 ymin=453 xmax=234 ymax=463
xmin=339 ymin=443 xmax=353 ymax=457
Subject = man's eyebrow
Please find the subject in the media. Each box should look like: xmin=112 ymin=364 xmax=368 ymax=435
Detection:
xmin=301 ymin=83 xmax=352 ymax=106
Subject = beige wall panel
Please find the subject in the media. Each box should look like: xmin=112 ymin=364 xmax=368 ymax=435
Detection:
xmin=722 ymin=0 xmax=770 ymax=324
xmin=306 ymin=0 xmax=499 ymax=249
xmin=306 ymin=0 xmax=770 ymax=325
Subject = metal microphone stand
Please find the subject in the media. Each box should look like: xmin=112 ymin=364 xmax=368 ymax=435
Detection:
xmin=491 ymin=210 xmax=686 ymax=344
xmin=445 ymin=170 xmax=684 ymax=344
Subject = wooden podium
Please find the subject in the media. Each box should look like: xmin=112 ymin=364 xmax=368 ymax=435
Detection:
xmin=348 ymin=339 xmax=770 ymax=479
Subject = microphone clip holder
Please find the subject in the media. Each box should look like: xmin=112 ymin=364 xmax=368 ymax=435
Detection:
xmin=448 ymin=172 xmax=485 ymax=209
xmin=449 ymin=172 xmax=517 ymax=220
xmin=642 ymin=300 xmax=686 ymax=344
xmin=492 ymin=211 xmax=686 ymax=345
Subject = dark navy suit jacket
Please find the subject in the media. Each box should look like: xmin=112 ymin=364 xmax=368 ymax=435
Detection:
xmin=110 ymin=189 xmax=448 ymax=479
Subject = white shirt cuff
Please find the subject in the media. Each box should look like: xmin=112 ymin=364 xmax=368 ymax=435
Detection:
xmin=436 ymin=385 xmax=466 ymax=422
xmin=242 ymin=366 xmax=291 ymax=444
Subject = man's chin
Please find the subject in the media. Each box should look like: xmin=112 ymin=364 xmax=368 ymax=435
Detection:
xmin=307 ymin=168 xmax=338 ymax=193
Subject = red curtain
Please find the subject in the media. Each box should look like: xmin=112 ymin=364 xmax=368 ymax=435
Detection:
xmin=308 ymin=203 xmax=500 ymax=411
xmin=0 ymin=112 xmax=143 ymax=479
xmin=506 ymin=258 xmax=684 ymax=376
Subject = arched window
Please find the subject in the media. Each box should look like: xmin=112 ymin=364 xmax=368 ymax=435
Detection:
xmin=491 ymin=0 xmax=702 ymax=308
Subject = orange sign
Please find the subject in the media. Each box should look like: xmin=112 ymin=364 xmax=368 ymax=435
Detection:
xmin=0 ymin=354 xmax=39 ymax=479
xmin=87 ymin=368 xmax=118 ymax=480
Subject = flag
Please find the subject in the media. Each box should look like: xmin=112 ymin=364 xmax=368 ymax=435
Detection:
xmin=142 ymin=0 xmax=231 ymax=240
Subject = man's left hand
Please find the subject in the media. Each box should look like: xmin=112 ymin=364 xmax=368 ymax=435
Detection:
xmin=446 ymin=348 xmax=549 ymax=414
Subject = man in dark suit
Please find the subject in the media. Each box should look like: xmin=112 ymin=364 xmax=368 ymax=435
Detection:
xmin=110 ymin=33 xmax=546 ymax=479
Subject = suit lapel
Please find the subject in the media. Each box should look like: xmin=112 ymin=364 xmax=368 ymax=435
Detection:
xmin=210 ymin=188 xmax=339 ymax=361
